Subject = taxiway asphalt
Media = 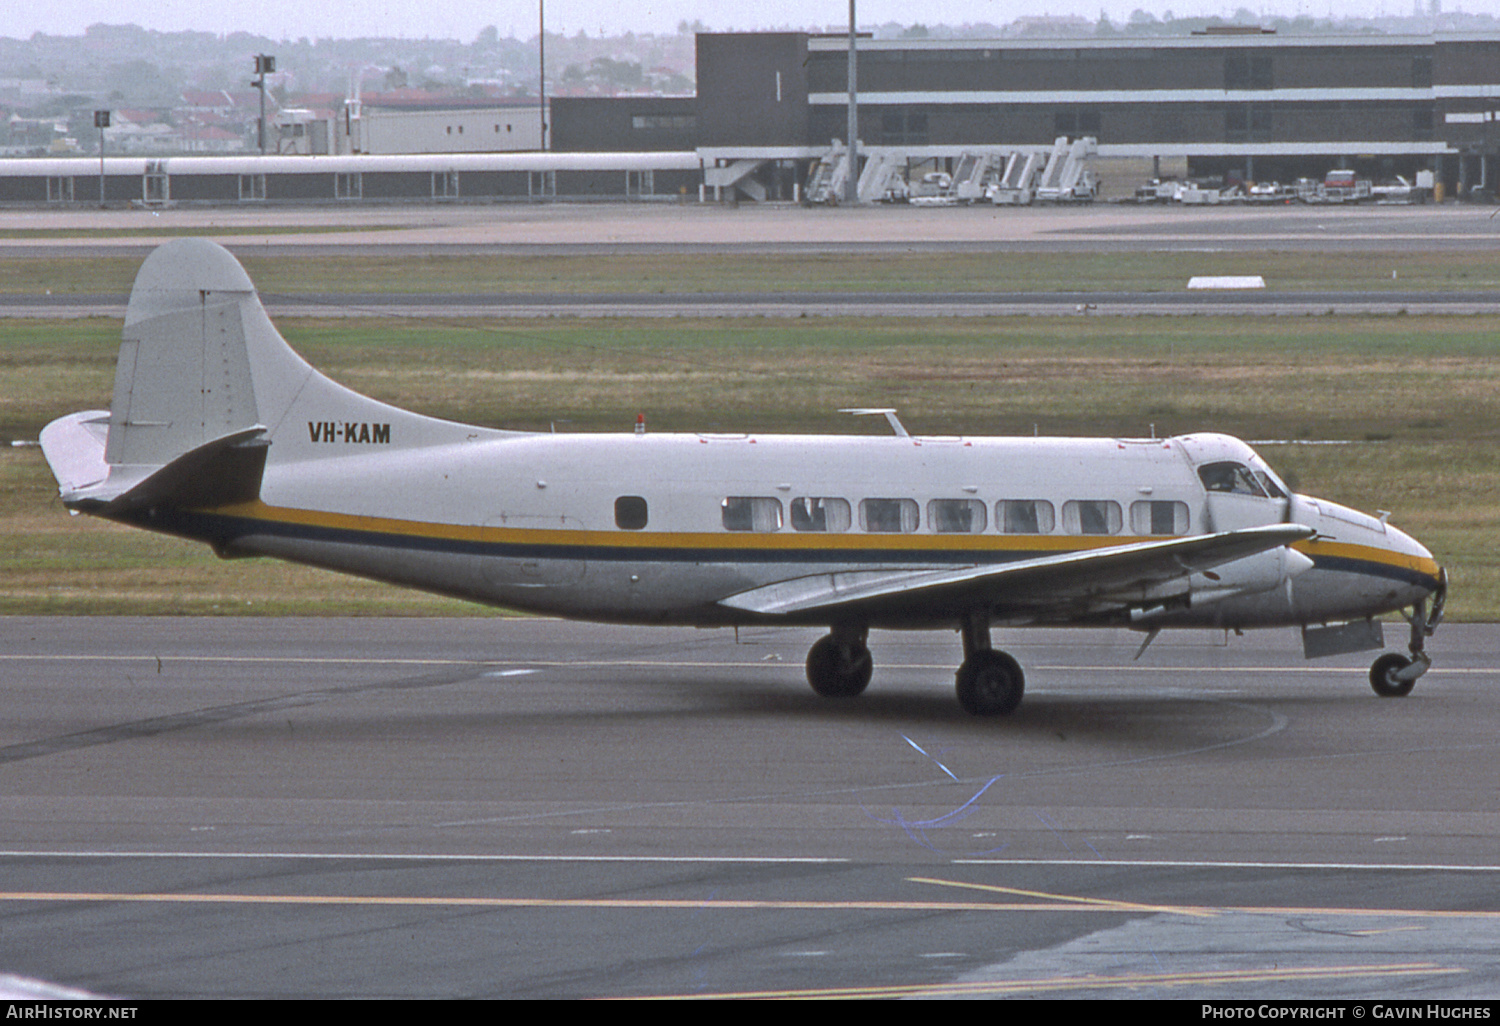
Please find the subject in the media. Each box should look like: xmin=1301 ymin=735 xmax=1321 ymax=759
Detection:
xmin=2 ymin=616 xmax=1497 ymax=999
xmin=5 ymin=200 xmax=1500 ymax=257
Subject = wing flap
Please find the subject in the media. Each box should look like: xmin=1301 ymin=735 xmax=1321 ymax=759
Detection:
xmin=718 ymin=523 xmax=1315 ymax=619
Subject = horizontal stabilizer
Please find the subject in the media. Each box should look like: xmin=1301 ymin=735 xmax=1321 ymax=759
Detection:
xmin=718 ymin=523 xmax=1315 ymax=620
xmin=37 ymin=410 xmax=111 ymax=498
xmin=42 ymin=415 xmax=268 ymax=514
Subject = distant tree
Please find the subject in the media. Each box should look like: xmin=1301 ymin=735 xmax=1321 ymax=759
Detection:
xmin=105 ymin=59 xmax=179 ymax=105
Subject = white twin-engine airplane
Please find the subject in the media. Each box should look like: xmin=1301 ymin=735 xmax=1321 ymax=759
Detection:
xmin=41 ymin=240 xmax=1447 ymax=716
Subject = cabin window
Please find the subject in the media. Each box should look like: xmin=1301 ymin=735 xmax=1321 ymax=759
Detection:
xmin=721 ymin=496 xmax=783 ymax=532
xmin=614 ymin=495 xmax=648 ymax=530
xmin=859 ymin=498 xmax=919 ymax=533
xmin=927 ymin=499 xmax=986 ymax=534
xmin=1062 ymin=500 xmax=1122 ymax=535
xmin=790 ymin=497 xmax=851 ymax=533
xmin=1131 ymin=500 xmax=1190 ymax=536
xmin=997 ymin=499 xmax=1055 ymax=534
xmin=1198 ymin=461 xmax=1268 ymax=497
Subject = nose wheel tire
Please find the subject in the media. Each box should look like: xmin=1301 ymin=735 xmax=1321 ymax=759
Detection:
xmin=1370 ymin=652 xmax=1417 ymax=698
xmin=956 ymin=649 xmax=1025 ymax=716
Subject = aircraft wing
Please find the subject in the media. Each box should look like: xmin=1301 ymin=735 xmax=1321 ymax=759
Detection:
xmin=717 ymin=523 xmax=1315 ymax=622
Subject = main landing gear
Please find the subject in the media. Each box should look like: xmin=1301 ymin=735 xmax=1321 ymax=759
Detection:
xmin=954 ymin=613 xmax=1024 ymax=716
xmin=804 ymin=613 xmax=1025 ymax=716
xmin=805 ymin=626 xmax=873 ymax=698
xmin=1369 ymin=571 xmax=1447 ymax=698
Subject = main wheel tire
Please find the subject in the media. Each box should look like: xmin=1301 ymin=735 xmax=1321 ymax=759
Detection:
xmin=1370 ymin=652 xmax=1416 ymax=698
xmin=955 ymin=649 xmax=1025 ymax=717
xmin=806 ymin=634 xmax=873 ymax=698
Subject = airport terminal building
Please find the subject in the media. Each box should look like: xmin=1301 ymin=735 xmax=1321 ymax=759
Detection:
xmin=6 ymin=28 xmax=1500 ymax=204
xmin=672 ymin=29 xmax=1500 ymax=198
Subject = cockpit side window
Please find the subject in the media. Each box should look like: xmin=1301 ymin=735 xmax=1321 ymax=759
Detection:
xmin=1198 ymin=461 xmax=1268 ymax=497
xmin=1252 ymin=470 xmax=1287 ymax=499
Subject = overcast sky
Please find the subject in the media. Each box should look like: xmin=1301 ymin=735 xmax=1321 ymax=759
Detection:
xmin=9 ymin=1 xmax=1484 ymax=42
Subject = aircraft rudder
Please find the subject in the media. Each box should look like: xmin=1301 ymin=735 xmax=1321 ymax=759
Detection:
xmin=107 ymin=239 xmax=288 ymax=469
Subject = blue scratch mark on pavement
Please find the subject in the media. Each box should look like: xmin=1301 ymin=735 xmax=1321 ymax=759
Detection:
xmin=867 ymin=773 xmax=1011 ymax=857
xmin=1034 ymin=809 xmax=1073 ymax=854
xmin=902 ymin=734 xmax=960 ymax=782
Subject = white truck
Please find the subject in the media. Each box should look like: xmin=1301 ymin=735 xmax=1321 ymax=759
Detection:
xmin=1308 ymin=169 xmax=1372 ymax=204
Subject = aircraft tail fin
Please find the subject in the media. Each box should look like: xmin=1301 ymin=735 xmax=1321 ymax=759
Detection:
xmin=42 ymin=239 xmax=498 ymax=511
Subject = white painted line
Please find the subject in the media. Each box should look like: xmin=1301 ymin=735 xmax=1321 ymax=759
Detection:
xmin=0 ymin=849 xmax=851 ymax=864
xmin=3 ymin=850 xmax=1498 ymax=873
xmin=954 ymin=857 xmax=1500 ymax=873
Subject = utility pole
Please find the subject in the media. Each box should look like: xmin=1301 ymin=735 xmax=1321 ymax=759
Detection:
xmin=94 ymin=110 xmax=109 ymax=207
xmin=538 ymin=1 xmax=547 ymax=150
xmin=846 ymin=0 xmax=858 ymax=205
xmin=253 ymin=54 xmax=275 ymax=154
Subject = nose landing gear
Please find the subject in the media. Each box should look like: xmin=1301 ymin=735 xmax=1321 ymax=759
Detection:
xmin=1369 ymin=568 xmax=1446 ymax=698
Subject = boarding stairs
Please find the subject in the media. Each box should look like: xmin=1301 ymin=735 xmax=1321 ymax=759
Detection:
xmin=953 ymin=152 xmax=1000 ymax=203
xmin=704 ymin=159 xmax=769 ymax=202
xmin=857 ymin=150 xmax=907 ymax=203
xmin=805 ymin=142 xmax=856 ymax=205
xmin=1034 ymin=137 xmax=1099 ymax=203
xmin=988 ymin=150 xmax=1045 ymax=205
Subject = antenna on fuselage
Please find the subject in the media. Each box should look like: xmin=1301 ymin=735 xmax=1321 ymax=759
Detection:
xmin=839 ymin=407 xmax=909 ymax=438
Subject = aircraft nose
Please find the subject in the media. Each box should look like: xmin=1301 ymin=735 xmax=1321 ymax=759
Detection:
xmin=1384 ymin=521 xmax=1446 ymax=604
xmin=1387 ymin=521 xmax=1434 ymax=566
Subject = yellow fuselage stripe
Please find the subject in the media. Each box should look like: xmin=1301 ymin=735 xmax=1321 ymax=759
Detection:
xmin=205 ymin=499 xmax=1440 ymax=579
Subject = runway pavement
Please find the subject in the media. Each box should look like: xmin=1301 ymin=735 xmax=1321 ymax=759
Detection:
xmin=8 ymin=203 xmax=1500 ymax=320
xmin=2 ymin=616 xmax=1497 ymax=999
xmin=9 ymin=288 xmax=1500 ymax=319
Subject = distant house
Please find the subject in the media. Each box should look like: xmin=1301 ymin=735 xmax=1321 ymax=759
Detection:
xmin=180 ymin=124 xmax=246 ymax=153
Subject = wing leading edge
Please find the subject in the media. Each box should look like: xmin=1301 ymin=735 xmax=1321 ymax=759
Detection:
xmin=717 ymin=523 xmax=1316 ymax=623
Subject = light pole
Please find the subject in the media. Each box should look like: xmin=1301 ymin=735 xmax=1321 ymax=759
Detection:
xmin=846 ymin=0 xmax=858 ymax=205
xmin=538 ymin=1 xmax=547 ymax=150
xmin=253 ymin=54 xmax=275 ymax=154
xmin=94 ymin=110 xmax=109 ymax=208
